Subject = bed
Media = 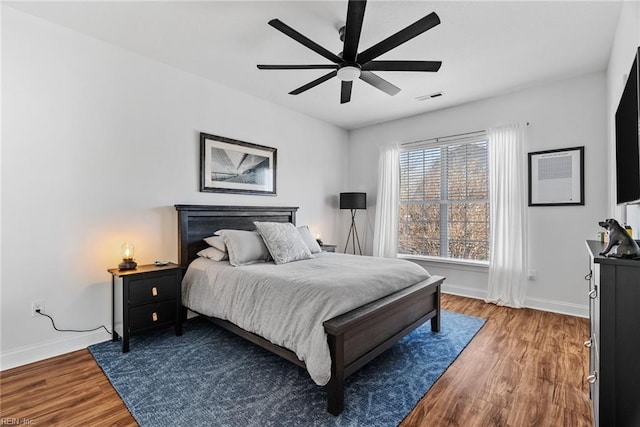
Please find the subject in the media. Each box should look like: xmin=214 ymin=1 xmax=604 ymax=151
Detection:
xmin=175 ymin=204 xmax=444 ymax=415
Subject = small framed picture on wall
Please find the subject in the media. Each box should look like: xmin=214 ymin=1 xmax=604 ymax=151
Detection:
xmin=528 ymin=146 xmax=584 ymax=206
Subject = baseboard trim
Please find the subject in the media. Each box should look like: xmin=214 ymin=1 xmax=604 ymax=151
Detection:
xmin=0 ymin=330 xmax=110 ymax=371
xmin=1 ymin=284 xmax=589 ymax=371
xmin=524 ymin=297 xmax=588 ymax=318
xmin=442 ymin=283 xmax=488 ymax=300
xmin=442 ymin=283 xmax=588 ymax=318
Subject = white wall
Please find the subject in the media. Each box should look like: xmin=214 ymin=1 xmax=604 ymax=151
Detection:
xmin=607 ymin=2 xmax=640 ymax=230
xmin=0 ymin=7 xmax=349 ymax=370
xmin=349 ymin=72 xmax=608 ymax=317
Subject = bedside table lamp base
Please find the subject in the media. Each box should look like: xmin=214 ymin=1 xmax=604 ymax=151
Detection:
xmin=118 ymin=259 xmax=137 ymax=270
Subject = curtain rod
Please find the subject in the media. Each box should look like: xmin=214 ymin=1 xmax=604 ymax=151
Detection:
xmin=400 ymin=129 xmax=486 ymax=147
xmin=400 ymin=122 xmax=530 ymax=147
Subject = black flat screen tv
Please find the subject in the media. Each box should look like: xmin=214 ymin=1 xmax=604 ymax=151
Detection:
xmin=615 ymin=47 xmax=640 ymax=204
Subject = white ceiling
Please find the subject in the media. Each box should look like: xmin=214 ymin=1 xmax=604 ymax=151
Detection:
xmin=7 ymin=1 xmax=622 ymax=130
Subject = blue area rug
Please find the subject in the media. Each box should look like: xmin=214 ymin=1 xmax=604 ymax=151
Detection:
xmin=89 ymin=311 xmax=484 ymax=426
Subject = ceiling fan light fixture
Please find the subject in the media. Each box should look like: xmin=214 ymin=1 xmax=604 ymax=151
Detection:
xmin=337 ymin=65 xmax=361 ymax=81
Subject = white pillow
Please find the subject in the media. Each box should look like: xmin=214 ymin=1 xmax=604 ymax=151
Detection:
xmin=216 ymin=229 xmax=271 ymax=267
xmin=297 ymin=226 xmax=322 ymax=254
xmin=203 ymin=235 xmax=227 ymax=252
xmin=254 ymin=222 xmax=314 ymax=265
xmin=197 ymin=246 xmax=228 ymax=261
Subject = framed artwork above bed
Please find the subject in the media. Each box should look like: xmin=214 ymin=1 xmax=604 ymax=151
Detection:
xmin=200 ymin=132 xmax=277 ymax=195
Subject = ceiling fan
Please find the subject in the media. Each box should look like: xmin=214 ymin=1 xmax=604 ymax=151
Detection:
xmin=257 ymin=0 xmax=442 ymax=104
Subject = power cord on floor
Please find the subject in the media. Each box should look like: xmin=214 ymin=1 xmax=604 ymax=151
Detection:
xmin=36 ymin=309 xmax=111 ymax=335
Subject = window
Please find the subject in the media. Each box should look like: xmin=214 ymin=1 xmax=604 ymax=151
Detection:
xmin=399 ymin=135 xmax=490 ymax=261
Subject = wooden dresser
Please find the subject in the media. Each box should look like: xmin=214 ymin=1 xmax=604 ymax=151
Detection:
xmin=585 ymin=241 xmax=640 ymax=427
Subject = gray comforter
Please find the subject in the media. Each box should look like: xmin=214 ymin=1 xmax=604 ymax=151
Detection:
xmin=181 ymin=252 xmax=430 ymax=385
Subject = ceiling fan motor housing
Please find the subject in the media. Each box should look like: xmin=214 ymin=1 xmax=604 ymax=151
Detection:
xmin=337 ymin=63 xmax=361 ymax=81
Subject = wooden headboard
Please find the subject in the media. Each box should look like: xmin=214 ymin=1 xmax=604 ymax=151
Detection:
xmin=174 ymin=205 xmax=298 ymax=267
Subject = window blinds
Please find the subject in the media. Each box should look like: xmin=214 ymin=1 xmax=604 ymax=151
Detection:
xmin=399 ymin=132 xmax=489 ymax=260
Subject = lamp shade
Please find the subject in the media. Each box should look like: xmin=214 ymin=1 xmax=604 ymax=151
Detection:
xmin=340 ymin=192 xmax=367 ymax=210
xmin=121 ymin=241 xmax=135 ymax=260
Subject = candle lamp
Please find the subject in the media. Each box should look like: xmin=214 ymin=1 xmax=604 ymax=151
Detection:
xmin=118 ymin=241 xmax=138 ymax=270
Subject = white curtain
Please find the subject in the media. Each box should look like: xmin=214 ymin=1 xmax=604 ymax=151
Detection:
xmin=485 ymin=123 xmax=528 ymax=308
xmin=373 ymin=143 xmax=400 ymax=258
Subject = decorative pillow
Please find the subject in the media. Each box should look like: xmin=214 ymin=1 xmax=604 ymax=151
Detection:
xmin=297 ymin=226 xmax=322 ymax=254
xmin=197 ymin=246 xmax=228 ymax=261
xmin=216 ymin=230 xmax=271 ymax=267
xmin=254 ymin=222 xmax=314 ymax=265
xmin=203 ymin=235 xmax=227 ymax=252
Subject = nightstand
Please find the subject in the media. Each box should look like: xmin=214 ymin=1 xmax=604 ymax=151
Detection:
xmin=108 ymin=263 xmax=182 ymax=352
xmin=320 ymin=244 xmax=336 ymax=253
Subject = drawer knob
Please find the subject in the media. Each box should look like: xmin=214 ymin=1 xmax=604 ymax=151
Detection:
xmin=584 ymin=338 xmax=592 ymax=348
xmin=152 ymin=312 xmax=158 ymax=322
xmin=587 ymin=372 xmax=598 ymax=384
xmin=152 ymin=287 xmax=158 ymax=297
xmin=588 ymin=288 xmax=597 ymax=299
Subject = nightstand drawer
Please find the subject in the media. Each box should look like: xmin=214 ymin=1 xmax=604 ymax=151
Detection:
xmin=129 ymin=274 xmax=177 ymax=305
xmin=129 ymin=300 xmax=177 ymax=332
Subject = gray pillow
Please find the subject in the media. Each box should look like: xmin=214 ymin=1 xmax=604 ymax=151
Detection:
xmin=203 ymin=235 xmax=227 ymax=252
xmin=216 ymin=230 xmax=271 ymax=267
xmin=297 ymin=225 xmax=322 ymax=254
xmin=197 ymin=246 xmax=228 ymax=261
xmin=254 ymin=222 xmax=314 ymax=264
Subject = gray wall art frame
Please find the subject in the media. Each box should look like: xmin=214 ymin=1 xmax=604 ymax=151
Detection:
xmin=200 ymin=132 xmax=277 ymax=195
xmin=528 ymin=146 xmax=584 ymax=206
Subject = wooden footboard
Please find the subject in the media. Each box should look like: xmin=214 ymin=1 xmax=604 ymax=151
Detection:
xmin=193 ymin=275 xmax=442 ymax=416
xmin=323 ymin=275 xmax=443 ymax=415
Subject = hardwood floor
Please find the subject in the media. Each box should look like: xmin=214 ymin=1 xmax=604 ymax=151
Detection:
xmin=0 ymin=294 xmax=592 ymax=426
xmin=402 ymin=295 xmax=592 ymax=427
xmin=0 ymin=350 xmax=134 ymax=426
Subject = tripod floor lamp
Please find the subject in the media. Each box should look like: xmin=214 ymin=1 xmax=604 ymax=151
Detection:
xmin=340 ymin=192 xmax=366 ymax=255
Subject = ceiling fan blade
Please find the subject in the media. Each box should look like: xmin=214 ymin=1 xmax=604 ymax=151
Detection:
xmin=289 ymin=70 xmax=337 ymax=95
xmin=341 ymin=81 xmax=353 ymax=104
xmin=359 ymin=71 xmax=401 ymax=96
xmin=268 ymin=19 xmax=343 ymax=64
xmin=357 ymin=12 xmax=440 ymax=64
xmin=342 ymin=0 xmax=367 ymax=62
xmin=257 ymin=64 xmax=338 ymax=70
xmin=362 ymin=60 xmax=441 ymax=72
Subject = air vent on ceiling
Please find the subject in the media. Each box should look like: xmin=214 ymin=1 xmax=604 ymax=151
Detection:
xmin=416 ymin=91 xmax=443 ymax=101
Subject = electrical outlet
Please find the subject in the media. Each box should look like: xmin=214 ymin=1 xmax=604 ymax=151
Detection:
xmin=527 ymin=270 xmax=537 ymax=280
xmin=31 ymin=299 xmax=45 ymax=317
